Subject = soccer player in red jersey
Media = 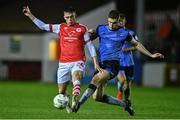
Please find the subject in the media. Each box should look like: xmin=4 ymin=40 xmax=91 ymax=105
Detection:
xmin=23 ymin=6 xmax=103 ymax=113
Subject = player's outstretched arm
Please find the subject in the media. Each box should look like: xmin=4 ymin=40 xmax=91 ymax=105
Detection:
xmin=23 ymin=6 xmax=36 ymax=20
xmin=23 ymin=6 xmax=51 ymax=31
xmin=130 ymin=39 xmax=164 ymax=59
xmin=136 ymin=42 xmax=164 ymax=58
xmin=122 ymin=46 xmax=136 ymax=52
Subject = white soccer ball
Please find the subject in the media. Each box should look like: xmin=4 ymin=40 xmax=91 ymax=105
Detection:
xmin=53 ymin=94 xmax=69 ymax=109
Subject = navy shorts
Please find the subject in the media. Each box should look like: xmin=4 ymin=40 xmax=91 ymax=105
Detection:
xmin=94 ymin=60 xmax=120 ymax=79
xmin=118 ymin=65 xmax=134 ymax=81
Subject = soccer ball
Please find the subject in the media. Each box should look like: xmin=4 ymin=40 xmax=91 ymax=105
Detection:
xmin=53 ymin=94 xmax=69 ymax=109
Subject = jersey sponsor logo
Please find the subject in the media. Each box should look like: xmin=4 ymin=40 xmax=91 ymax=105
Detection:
xmin=68 ymin=31 xmax=76 ymax=36
xmin=64 ymin=37 xmax=78 ymax=40
xmin=64 ymin=31 xmax=79 ymax=41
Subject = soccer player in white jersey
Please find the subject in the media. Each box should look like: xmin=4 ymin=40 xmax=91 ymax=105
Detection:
xmin=23 ymin=6 xmax=103 ymax=113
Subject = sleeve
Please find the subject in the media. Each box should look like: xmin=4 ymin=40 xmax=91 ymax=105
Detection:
xmin=125 ymin=30 xmax=138 ymax=42
xmin=86 ymin=41 xmax=97 ymax=57
xmin=33 ymin=18 xmax=60 ymax=33
xmin=83 ymin=28 xmax=97 ymax=57
xmin=83 ymin=31 xmax=91 ymax=43
xmin=129 ymin=30 xmax=138 ymax=41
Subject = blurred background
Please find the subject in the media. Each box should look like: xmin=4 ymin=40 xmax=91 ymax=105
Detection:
xmin=0 ymin=0 xmax=180 ymax=88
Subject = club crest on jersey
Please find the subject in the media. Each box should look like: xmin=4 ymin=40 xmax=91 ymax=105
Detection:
xmin=76 ymin=28 xmax=81 ymax=32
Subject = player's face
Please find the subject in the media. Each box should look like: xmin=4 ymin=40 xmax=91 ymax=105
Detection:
xmin=108 ymin=18 xmax=119 ymax=30
xmin=119 ymin=18 xmax=126 ymax=27
xmin=64 ymin=12 xmax=76 ymax=26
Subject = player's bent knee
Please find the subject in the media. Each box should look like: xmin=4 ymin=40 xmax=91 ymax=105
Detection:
xmin=72 ymin=71 xmax=83 ymax=80
xmin=91 ymin=75 xmax=101 ymax=85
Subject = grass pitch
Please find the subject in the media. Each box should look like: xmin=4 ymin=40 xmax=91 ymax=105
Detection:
xmin=0 ymin=80 xmax=180 ymax=119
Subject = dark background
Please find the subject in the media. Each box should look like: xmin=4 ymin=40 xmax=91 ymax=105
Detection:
xmin=0 ymin=0 xmax=179 ymax=32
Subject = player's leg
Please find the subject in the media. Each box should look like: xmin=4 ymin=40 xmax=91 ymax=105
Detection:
xmin=91 ymin=61 xmax=134 ymax=115
xmin=58 ymin=81 xmax=70 ymax=94
xmin=72 ymin=70 xmax=110 ymax=112
xmin=71 ymin=61 xmax=85 ymax=110
xmin=93 ymin=83 xmax=134 ymax=116
xmin=78 ymin=60 xmax=119 ymax=106
xmin=124 ymin=80 xmax=131 ymax=101
xmin=93 ymin=82 xmax=127 ymax=107
xmin=71 ymin=70 xmax=83 ymax=110
xmin=57 ymin=62 xmax=71 ymax=94
xmin=116 ymin=82 xmax=123 ymax=99
xmin=92 ymin=82 xmax=105 ymax=101
xmin=79 ymin=70 xmax=110 ymax=105
xmin=92 ymin=61 xmax=126 ymax=107
xmin=124 ymin=66 xmax=134 ymax=101
xmin=58 ymin=82 xmax=72 ymax=113
xmin=91 ymin=78 xmax=134 ymax=116
xmin=57 ymin=62 xmax=72 ymax=113
xmin=75 ymin=61 xmax=134 ymax=115
xmin=116 ymin=70 xmax=126 ymax=100
xmin=73 ymin=70 xmax=134 ymax=115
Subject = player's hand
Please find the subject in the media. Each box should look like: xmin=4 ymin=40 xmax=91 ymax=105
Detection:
xmin=94 ymin=64 xmax=105 ymax=73
xmin=88 ymin=29 xmax=95 ymax=34
xmin=23 ymin=6 xmax=31 ymax=16
xmin=151 ymin=53 xmax=164 ymax=59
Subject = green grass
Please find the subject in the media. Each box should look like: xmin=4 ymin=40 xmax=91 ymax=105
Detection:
xmin=0 ymin=80 xmax=180 ymax=119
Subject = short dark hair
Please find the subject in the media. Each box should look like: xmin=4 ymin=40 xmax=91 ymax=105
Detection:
xmin=64 ymin=6 xmax=76 ymax=13
xmin=119 ymin=13 xmax=126 ymax=19
xmin=108 ymin=10 xmax=120 ymax=19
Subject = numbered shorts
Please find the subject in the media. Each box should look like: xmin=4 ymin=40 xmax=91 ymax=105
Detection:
xmin=57 ymin=61 xmax=85 ymax=84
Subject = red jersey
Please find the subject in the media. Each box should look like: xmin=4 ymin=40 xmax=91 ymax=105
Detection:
xmin=49 ymin=23 xmax=90 ymax=62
